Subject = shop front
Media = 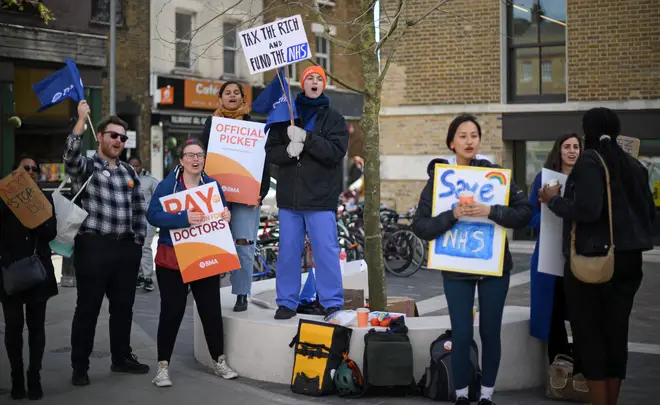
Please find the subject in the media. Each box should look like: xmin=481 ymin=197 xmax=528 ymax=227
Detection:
xmin=503 ymin=108 xmax=660 ymax=243
xmin=150 ymin=75 xmax=253 ymax=180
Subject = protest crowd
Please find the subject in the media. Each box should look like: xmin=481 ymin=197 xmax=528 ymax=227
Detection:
xmin=0 ymin=13 xmax=655 ymax=405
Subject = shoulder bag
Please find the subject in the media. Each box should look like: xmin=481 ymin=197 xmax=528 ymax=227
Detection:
xmin=49 ymin=174 xmax=94 ymax=257
xmin=2 ymin=236 xmax=47 ymax=296
xmin=570 ymin=152 xmax=614 ymax=284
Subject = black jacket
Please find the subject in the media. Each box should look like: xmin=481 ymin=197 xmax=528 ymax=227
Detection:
xmin=200 ymin=114 xmax=271 ymax=205
xmin=548 ymin=149 xmax=655 ymax=257
xmin=265 ymin=106 xmax=348 ymax=211
xmin=0 ymin=194 xmax=58 ymax=303
xmin=412 ymin=158 xmax=532 ymax=278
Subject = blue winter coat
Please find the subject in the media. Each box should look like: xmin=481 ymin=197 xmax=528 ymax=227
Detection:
xmin=529 ymin=172 xmax=558 ymax=341
xmin=146 ymin=167 xmax=228 ymax=248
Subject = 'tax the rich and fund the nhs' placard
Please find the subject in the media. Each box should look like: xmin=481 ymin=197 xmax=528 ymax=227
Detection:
xmin=428 ymin=164 xmax=512 ymax=277
xmin=238 ymin=15 xmax=311 ymax=74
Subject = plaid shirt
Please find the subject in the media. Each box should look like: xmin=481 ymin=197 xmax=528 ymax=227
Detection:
xmin=63 ymin=132 xmax=147 ymax=244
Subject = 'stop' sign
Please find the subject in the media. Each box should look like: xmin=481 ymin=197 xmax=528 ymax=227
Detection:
xmin=238 ymin=15 xmax=311 ymax=75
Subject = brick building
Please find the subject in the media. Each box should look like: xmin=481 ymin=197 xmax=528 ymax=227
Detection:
xmin=0 ymin=0 xmax=151 ymax=186
xmin=379 ymin=0 xmax=660 ymax=236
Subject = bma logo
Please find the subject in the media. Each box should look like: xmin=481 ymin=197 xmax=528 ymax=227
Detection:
xmin=51 ymin=85 xmax=75 ymax=103
xmin=199 ymin=258 xmax=219 ymax=268
xmin=221 ymin=185 xmax=239 ymax=193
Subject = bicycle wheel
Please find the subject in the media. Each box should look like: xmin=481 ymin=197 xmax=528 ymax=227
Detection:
xmin=383 ymin=229 xmax=425 ymax=277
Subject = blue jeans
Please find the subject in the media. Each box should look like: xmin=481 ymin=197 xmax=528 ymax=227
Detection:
xmin=229 ymin=204 xmax=261 ymax=295
xmin=443 ymin=272 xmax=510 ymax=389
xmin=275 ymin=209 xmax=343 ymax=310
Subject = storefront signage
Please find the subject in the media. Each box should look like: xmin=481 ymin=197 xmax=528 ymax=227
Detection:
xmin=170 ymin=115 xmax=206 ymax=126
xmin=156 ymin=76 xmax=253 ymax=111
xmin=184 ymin=79 xmax=223 ymax=109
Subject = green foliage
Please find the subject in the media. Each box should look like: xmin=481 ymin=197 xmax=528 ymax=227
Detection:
xmin=1 ymin=0 xmax=55 ymax=24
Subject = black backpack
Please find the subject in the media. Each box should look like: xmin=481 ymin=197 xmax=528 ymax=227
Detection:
xmin=361 ymin=317 xmax=418 ymax=397
xmin=418 ymin=329 xmax=481 ymax=401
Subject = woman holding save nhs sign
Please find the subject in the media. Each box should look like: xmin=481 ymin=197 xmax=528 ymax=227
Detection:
xmin=146 ymin=140 xmax=238 ymax=387
xmin=412 ymin=114 xmax=532 ymax=405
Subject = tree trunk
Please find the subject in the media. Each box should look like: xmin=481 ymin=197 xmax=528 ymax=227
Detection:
xmin=358 ymin=0 xmax=387 ymax=311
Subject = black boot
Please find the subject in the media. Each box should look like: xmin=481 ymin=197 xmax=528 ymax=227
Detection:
xmin=233 ymin=295 xmax=248 ymax=312
xmin=26 ymin=369 xmax=43 ymax=400
xmin=10 ymin=370 xmax=26 ymax=400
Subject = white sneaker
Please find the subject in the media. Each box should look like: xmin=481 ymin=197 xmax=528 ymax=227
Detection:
xmin=213 ymin=355 xmax=238 ymax=379
xmin=152 ymin=361 xmax=172 ymax=387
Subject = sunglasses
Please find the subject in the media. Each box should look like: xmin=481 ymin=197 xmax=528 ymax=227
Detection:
xmin=23 ymin=165 xmax=39 ymax=173
xmin=104 ymin=131 xmax=129 ymax=143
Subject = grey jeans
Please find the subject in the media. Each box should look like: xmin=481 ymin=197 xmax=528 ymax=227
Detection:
xmin=138 ymin=225 xmax=157 ymax=279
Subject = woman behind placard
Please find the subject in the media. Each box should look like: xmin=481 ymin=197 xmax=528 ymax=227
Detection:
xmin=411 ymin=115 xmax=532 ymax=405
xmin=538 ymin=108 xmax=655 ymax=405
xmin=146 ymin=140 xmax=238 ymax=387
xmin=199 ymin=81 xmax=271 ymax=312
xmin=528 ymin=133 xmax=582 ymax=365
xmin=0 ymin=156 xmax=58 ymax=400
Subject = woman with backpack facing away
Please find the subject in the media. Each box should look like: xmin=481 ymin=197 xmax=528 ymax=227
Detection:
xmin=412 ymin=114 xmax=532 ymax=405
xmin=146 ymin=140 xmax=238 ymax=387
xmin=528 ymin=133 xmax=582 ymax=366
xmin=538 ymin=108 xmax=655 ymax=405
xmin=199 ymin=81 xmax=271 ymax=312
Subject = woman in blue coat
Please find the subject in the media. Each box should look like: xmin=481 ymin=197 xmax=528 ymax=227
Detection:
xmin=529 ymin=133 xmax=581 ymax=364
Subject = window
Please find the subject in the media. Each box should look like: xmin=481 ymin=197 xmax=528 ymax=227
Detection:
xmin=287 ymin=64 xmax=297 ymax=81
xmin=175 ymin=13 xmax=193 ymax=68
xmin=91 ymin=0 xmax=124 ymax=26
xmin=507 ymin=0 xmax=566 ymax=103
xmin=315 ymin=36 xmax=331 ymax=85
xmin=223 ymin=22 xmax=238 ymax=76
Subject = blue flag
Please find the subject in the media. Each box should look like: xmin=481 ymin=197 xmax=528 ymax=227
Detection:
xmin=32 ymin=58 xmax=85 ymax=112
xmin=251 ymin=70 xmax=297 ymax=133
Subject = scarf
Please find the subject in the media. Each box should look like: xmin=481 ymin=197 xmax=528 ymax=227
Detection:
xmin=212 ymin=102 xmax=251 ymax=120
xmin=295 ymin=93 xmax=330 ymax=131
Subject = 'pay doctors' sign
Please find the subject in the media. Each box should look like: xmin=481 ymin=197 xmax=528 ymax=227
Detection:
xmin=238 ymin=15 xmax=311 ymax=75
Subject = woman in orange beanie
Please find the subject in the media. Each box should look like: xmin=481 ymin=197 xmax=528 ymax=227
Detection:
xmin=265 ymin=65 xmax=349 ymax=320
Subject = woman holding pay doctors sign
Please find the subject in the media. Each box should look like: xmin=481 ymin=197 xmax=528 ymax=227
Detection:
xmin=199 ymin=81 xmax=271 ymax=312
xmin=412 ymin=114 xmax=532 ymax=405
xmin=146 ymin=140 xmax=238 ymax=388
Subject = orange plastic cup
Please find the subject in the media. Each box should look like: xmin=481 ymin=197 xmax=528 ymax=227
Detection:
xmin=356 ymin=308 xmax=369 ymax=328
xmin=459 ymin=191 xmax=474 ymax=204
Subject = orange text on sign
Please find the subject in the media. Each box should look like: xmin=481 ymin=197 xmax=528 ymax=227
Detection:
xmin=215 ymin=123 xmax=265 ymax=148
xmin=173 ymin=220 xmax=227 ymax=242
xmin=163 ymin=187 xmax=218 ymax=214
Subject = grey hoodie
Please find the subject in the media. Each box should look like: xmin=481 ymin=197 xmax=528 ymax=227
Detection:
xmin=138 ymin=170 xmax=160 ymax=206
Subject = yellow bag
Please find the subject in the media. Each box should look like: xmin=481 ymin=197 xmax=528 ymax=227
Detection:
xmin=289 ymin=319 xmax=352 ymax=396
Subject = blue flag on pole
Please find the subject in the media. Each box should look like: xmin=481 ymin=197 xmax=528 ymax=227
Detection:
xmin=32 ymin=58 xmax=85 ymax=112
xmin=251 ymin=69 xmax=297 ymax=133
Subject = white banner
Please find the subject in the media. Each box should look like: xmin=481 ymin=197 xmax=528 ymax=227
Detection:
xmin=538 ymin=168 xmax=568 ymax=277
xmin=238 ymin=15 xmax=311 ymax=75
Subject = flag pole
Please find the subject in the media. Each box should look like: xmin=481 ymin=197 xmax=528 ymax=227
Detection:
xmin=109 ymin=0 xmax=116 ymax=115
xmin=276 ymin=68 xmax=295 ymax=126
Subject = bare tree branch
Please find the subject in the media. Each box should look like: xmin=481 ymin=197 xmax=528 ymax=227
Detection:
xmin=306 ymin=60 xmax=368 ymax=96
xmin=406 ymin=0 xmax=451 ymax=27
xmin=376 ymin=0 xmax=404 ymax=52
xmin=308 ymin=2 xmax=359 ymax=52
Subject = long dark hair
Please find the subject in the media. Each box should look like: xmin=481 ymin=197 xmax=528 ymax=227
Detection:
xmin=543 ymin=133 xmax=583 ymax=172
xmin=445 ymin=114 xmax=482 ymax=152
xmin=12 ymin=154 xmax=41 ymax=171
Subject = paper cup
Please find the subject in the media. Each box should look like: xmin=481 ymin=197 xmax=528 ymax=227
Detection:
xmin=356 ymin=308 xmax=369 ymax=328
xmin=458 ymin=191 xmax=474 ymax=204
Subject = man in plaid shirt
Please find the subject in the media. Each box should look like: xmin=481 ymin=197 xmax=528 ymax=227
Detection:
xmin=64 ymin=100 xmax=150 ymax=387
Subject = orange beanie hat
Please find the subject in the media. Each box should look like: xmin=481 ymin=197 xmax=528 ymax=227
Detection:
xmin=300 ymin=66 xmax=327 ymax=92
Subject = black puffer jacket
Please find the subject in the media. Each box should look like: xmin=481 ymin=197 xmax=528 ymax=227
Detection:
xmin=412 ymin=158 xmax=532 ymax=278
xmin=265 ymin=106 xmax=348 ymax=211
xmin=548 ymin=149 xmax=655 ymax=257
xmin=200 ymin=114 xmax=271 ymax=205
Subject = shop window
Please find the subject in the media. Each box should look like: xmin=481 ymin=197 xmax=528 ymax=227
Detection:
xmin=315 ymin=36 xmax=331 ymax=85
xmin=91 ymin=0 xmax=125 ymax=26
xmin=507 ymin=0 xmax=566 ymax=103
xmin=287 ymin=63 xmax=297 ymax=81
xmin=175 ymin=12 xmax=194 ymax=68
xmin=223 ymin=21 xmax=238 ymax=76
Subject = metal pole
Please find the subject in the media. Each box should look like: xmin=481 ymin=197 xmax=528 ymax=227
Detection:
xmin=109 ymin=0 xmax=116 ymax=115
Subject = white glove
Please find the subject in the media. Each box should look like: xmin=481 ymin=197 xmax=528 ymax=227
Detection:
xmin=287 ymin=141 xmax=304 ymax=158
xmin=287 ymin=125 xmax=307 ymax=143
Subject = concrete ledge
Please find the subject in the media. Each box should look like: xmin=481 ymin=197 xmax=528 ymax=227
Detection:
xmin=193 ymin=263 xmax=546 ymax=391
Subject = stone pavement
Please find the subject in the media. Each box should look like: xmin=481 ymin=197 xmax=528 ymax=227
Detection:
xmin=1 ymin=252 xmax=659 ymax=404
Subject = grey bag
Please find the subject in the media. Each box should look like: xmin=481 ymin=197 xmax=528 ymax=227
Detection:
xmin=1 ymin=239 xmax=47 ymax=296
